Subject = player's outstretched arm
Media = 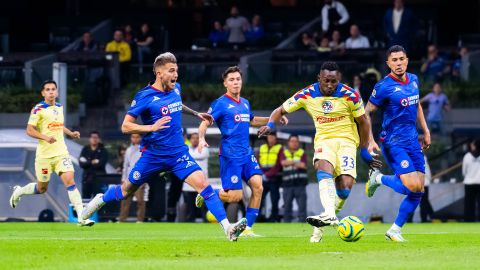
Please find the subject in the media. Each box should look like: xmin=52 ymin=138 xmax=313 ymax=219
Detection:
xmin=364 ymin=102 xmax=381 ymax=153
xmin=251 ymin=115 xmax=288 ymax=127
xmin=197 ymin=120 xmax=210 ymax=153
xmin=257 ymin=106 xmax=288 ymax=137
xmin=356 ymin=114 xmax=382 ymax=169
xmin=26 ymin=124 xmax=56 ymax=144
xmin=416 ymin=103 xmax=431 ymax=149
xmin=121 ymin=114 xmax=171 ymax=134
xmin=182 ymin=104 xmax=213 ymax=125
xmin=63 ymin=127 xmax=80 ymax=139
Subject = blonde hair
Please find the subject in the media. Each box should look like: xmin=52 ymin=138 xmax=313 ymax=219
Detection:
xmin=153 ymin=52 xmax=177 ymax=74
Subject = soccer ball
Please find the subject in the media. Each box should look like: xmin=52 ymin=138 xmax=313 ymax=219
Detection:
xmin=337 ymin=216 xmax=365 ymax=242
xmin=205 ymin=211 xmax=217 ymax=223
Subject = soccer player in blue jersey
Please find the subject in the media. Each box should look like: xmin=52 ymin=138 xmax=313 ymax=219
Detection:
xmin=365 ymin=45 xmax=431 ymax=242
xmin=195 ymin=66 xmax=287 ymax=237
xmin=82 ymin=52 xmax=247 ymax=241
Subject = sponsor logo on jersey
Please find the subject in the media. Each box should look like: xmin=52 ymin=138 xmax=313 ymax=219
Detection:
xmin=131 ymin=100 xmax=136 ymax=107
xmin=47 ymin=121 xmax=64 ymax=131
xmin=322 ymin=100 xmax=334 ymax=113
xmin=234 ymin=114 xmax=250 ymax=122
xmin=152 ymin=96 xmax=160 ymax=102
xmin=161 ymin=106 xmax=169 ymax=115
xmin=231 ymin=175 xmax=239 ymax=183
xmin=394 ymin=87 xmax=402 ymax=92
xmin=400 ymin=95 xmax=419 ymax=107
xmin=316 ymin=115 xmax=345 ymax=124
xmin=401 ymin=160 xmax=409 ymax=168
xmin=228 ymin=104 xmax=235 ymax=109
xmin=42 ymin=168 xmax=49 ymax=174
xmin=372 ymin=89 xmax=376 ymax=97
xmin=133 ymin=171 xmax=141 ymax=180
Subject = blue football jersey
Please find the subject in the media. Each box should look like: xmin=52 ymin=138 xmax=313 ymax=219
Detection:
xmin=369 ymin=73 xmax=420 ymax=146
xmin=209 ymin=95 xmax=254 ymax=158
xmin=127 ymin=83 xmax=187 ymax=154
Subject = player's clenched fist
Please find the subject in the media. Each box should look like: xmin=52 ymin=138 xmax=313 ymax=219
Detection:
xmin=45 ymin=136 xmax=57 ymax=144
xmin=71 ymin=131 xmax=81 ymax=139
xmin=151 ymin=116 xmax=171 ymax=132
xmin=257 ymin=126 xmax=272 ymax=137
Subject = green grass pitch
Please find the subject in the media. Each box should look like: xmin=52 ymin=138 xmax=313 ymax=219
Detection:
xmin=1 ymin=222 xmax=479 ymax=269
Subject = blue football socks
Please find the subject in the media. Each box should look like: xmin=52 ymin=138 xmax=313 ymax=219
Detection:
xmin=394 ymin=192 xmax=423 ymax=227
xmin=246 ymin=207 xmax=260 ymax=227
xmin=102 ymin=185 xmax=125 ymax=202
xmin=200 ymin=185 xmax=227 ymax=223
xmin=381 ymin=175 xmax=410 ymax=195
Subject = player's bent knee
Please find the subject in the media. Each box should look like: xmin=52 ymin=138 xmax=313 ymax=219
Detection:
xmin=37 ymin=185 xmax=48 ymax=193
xmin=227 ymin=190 xmax=243 ymax=202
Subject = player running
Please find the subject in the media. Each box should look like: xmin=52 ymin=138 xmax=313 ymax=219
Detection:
xmin=257 ymin=62 xmax=380 ymax=242
xmin=365 ymin=45 xmax=430 ymax=242
xmin=195 ymin=66 xmax=287 ymax=237
xmin=9 ymin=80 xmax=94 ymax=226
xmin=81 ymin=52 xmax=247 ymax=241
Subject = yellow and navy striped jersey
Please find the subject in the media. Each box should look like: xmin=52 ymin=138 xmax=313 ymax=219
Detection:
xmin=282 ymin=82 xmax=365 ymax=147
xmin=28 ymin=101 xmax=68 ymax=158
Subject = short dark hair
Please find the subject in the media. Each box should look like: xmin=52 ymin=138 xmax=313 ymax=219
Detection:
xmin=222 ymin=66 xmax=242 ymax=80
xmin=189 ymin=132 xmax=199 ymax=139
xmin=41 ymin=80 xmax=57 ymax=90
xmin=89 ymin=131 xmax=100 ymax=137
xmin=288 ymin=134 xmax=299 ymax=141
xmin=320 ymin=61 xmax=339 ymax=72
xmin=386 ymin=45 xmax=407 ymax=58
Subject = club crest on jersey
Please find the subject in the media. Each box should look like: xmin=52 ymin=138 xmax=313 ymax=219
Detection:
xmin=322 ymin=100 xmax=334 ymax=113
xmin=400 ymin=98 xmax=408 ymax=107
xmin=401 ymin=160 xmax=409 ymax=168
xmin=161 ymin=106 xmax=169 ymax=115
xmin=231 ymin=175 xmax=239 ymax=183
xmin=234 ymin=114 xmax=241 ymax=122
xmin=133 ymin=171 xmax=141 ymax=180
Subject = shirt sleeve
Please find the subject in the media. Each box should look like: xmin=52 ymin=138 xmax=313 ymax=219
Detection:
xmin=369 ymin=82 xmax=387 ymax=107
xmin=27 ymin=107 xmax=40 ymax=126
xmin=282 ymin=89 xmax=306 ymax=113
xmin=127 ymin=92 xmax=148 ymax=118
xmin=337 ymin=2 xmax=350 ymax=24
xmin=207 ymin=100 xmax=223 ymax=122
xmin=248 ymin=101 xmax=255 ymax=120
xmin=347 ymin=89 xmax=366 ymax=118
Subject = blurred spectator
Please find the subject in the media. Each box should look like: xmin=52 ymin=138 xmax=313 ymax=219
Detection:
xmin=383 ymin=0 xmax=417 ymax=50
xmin=279 ymin=135 xmax=308 ymax=222
xmin=321 ymin=0 xmax=350 ymax=35
xmin=345 ymin=24 xmax=370 ymax=49
xmin=124 ymin=24 xmax=135 ymax=45
xmin=183 ymin=133 xmax=210 ymax=222
xmin=79 ymin=131 xmax=108 ymax=198
xmin=300 ymin=32 xmax=317 ymax=50
xmin=329 ymin=30 xmax=345 ymax=51
xmin=420 ymin=145 xmax=434 ymax=222
xmin=135 ymin=23 xmax=154 ymax=74
xmin=258 ymin=133 xmax=283 ymax=222
xmin=317 ymin=37 xmax=332 ymax=53
xmin=118 ymin=133 xmax=146 ymax=223
xmin=463 ymin=139 xmax=480 ymax=222
xmin=75 ymin=32 xmax=98 ymax=52
xmin=208 ymin=20 xmax=228 ymax=48
xmin=106 ymin=30 xmax=132 ymax=86
xmin=352 ymin=74 xmax=362 ymax=92
xmin=115 ymin=144 xmax=127 ymax=174
xmin=246 ymin=14 xmax=265 ymax=45
xmin=420 ymin=82 xmax=450 ymax=135
xmin=224 ymin=6 xmax=250 ymax=49
xmin=420 ymin=45 xmax=449 ymax=83
xmin=452 ymin=46 xmax=469 ymax=80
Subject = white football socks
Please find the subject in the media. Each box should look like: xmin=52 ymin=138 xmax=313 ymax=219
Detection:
xmin=220 ymin=219 xmax=230 ymax=233
xmin=67 ymin=187 xmax=84 ymax=221
xmin=318 ymin=178 xmax=336 ymax=217
xmin=18 ymin=183 xmax=37 ymax=196
xmin=390 ymin=223 xmax=402 ymax=232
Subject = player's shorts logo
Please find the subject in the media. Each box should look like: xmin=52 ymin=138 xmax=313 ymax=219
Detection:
xmin=186 ymin=161 xmax=196 ymax=168
xmin=401 ymin=160 xmax=409 ymax=168
xmin=231 ymin=175 xmax=239 ymax=183
xmin=322 ymin=101 xmax=334 ymax=113
xmin=42 ymin=168 xmax=48 ymax=174
xmin=133 ymin=171 xmax=141 ymax=180
xmin=400 ymin=98 xmax=408 ymax=107
xmin=161 ymin=106 xmax=169 ymax=116
xmin=234 ymin=114 xmax=241 ymax=122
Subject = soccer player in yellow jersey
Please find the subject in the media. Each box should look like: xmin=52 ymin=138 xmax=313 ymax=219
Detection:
xmin=258 ymin=62 xmax=381 ymax=242
xmin=9 ymin=80 xmax=94 ymax=226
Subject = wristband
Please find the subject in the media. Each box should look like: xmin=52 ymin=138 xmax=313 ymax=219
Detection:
xmin=267 ymin=122 xmax=275 ymax=129
xmin=360 ymin=148 xmax=373 ymax=163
